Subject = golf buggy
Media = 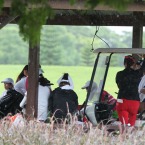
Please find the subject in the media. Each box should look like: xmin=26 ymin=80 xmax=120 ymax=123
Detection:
xmin=83 ymin=48 xmax=145 ymax=127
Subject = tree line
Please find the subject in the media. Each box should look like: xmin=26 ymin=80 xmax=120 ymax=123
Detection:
xmin=0 ymin=24 xmax=144 ymax=66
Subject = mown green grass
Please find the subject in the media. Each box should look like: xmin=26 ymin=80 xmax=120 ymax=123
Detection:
xmin=0 ymin=65 xmax=123 ymax=104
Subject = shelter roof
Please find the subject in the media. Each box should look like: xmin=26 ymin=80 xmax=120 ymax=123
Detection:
xmin=1 ymin=0 xmax=145 ymax=26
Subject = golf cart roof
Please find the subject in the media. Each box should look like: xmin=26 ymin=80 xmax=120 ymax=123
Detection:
xmin=93 ymin=48 xmax=145 ymax=54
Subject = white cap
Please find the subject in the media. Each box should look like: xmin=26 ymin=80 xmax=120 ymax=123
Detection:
xmin=82 ymin=81 xmax=90 ymax=89
xmin=81 ymin=81 xmax=97 ymax=89
xmin=1 ymin=78 xmax=14 ymax=86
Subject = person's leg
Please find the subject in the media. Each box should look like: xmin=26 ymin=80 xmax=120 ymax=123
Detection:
xmin=117 ymin=109 xmax=129 ymax=125
xmin=116 ymin=100 xmax=129 ymax=125
xmin=128 ymin=100 xmax=140 ymax=126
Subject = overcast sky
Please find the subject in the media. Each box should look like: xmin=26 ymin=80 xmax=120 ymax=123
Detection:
xmin=108 ymin=26 xmax=132 ymax=34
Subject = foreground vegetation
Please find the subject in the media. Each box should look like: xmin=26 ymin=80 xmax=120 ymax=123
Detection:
xmin=0 ymin=115 xmax=145 ymax=145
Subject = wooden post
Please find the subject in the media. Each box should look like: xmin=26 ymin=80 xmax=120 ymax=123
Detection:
xmin=26 ymin=41 xmax=40 ymax=119
xmin=132 ymin=12 xmax=143 ymax=60
xmin=132 ymin=12 xmax=145 ymax=113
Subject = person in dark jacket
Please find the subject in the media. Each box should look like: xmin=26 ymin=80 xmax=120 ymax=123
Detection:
xmin=116 ymin=55 xmax=145 ymax=126
xmin=49 ymin=73 xmax=78 ymax=123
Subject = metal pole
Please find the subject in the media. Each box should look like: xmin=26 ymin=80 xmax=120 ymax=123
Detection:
xmin=99 ymin=53 xmax=113 ymax=102
xmin=84 ymin=52 xmax=101 ymax=114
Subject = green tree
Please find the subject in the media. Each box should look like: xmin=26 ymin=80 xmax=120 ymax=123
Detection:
xmin=0 ymin=24 xmax=28 ymax=64
xmin=40 ymin=26 xmax=64 ymax=65
xmin=81 ymin=46 xmax=95 ymax=66
xmin=0 ymin=0 xmax=135 ymax=45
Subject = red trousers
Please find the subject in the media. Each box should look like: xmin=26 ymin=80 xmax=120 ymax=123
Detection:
xmin=116 ymin=99 xmax=140 ymax=126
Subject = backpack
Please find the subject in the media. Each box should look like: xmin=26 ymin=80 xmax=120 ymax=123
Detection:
xmin=0 ymin=89 xmax=24 ymax=118
xmin=95 ymin=102 xmax=116 ymax=124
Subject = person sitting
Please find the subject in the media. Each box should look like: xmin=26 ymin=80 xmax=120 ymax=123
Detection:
xmin=80 ymin=81 xmax=117 ymax=125
xmin=16 ymin=65 xmax=28 ymax=83
xmin=0 ymin=78 xmax=14 ymax=100
xmin=0 ymin=78 xmax=23 ymax=118
xmin=20 ymin=69 xmax=53 ymax=122
xmin=14 ymin=65 xmax=29 ymax=96
xmin=48 ymin=73 xmax=78 ymax=123
xmin=81 ymin=81 xmax=116 ymax=110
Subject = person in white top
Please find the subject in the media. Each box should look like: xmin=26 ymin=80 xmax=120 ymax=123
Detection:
xmin=20 ymin=73 xmax=53 ymax=122
xmin=0 ymin=78 xmax=14 ymax=99
xmin=14 ymin=65 xmax=28 ymax=96
xmin=138 ymin=68 xmax=145 ymax=112
xmin=138 ymin=73 xmax=145 ymax=102
xmin=14 ymin=77 xmax=27 ymax=96
xmin=16 ymin=65 xmax=28 ymax=83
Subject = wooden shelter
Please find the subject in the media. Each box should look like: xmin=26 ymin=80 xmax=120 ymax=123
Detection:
xmin=1 ymin=0 xmax=145 ymax=118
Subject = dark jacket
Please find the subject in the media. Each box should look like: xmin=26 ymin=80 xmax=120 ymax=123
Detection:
xmin=0 ymin=89 xmax=24 ymax=118
xmin=116 ymin=58 xmax=145 ymax=101
xmin=49 ymin=87 xmax=78 ymax=120
xmin=116 ymin=68 xmax=142 ymax=101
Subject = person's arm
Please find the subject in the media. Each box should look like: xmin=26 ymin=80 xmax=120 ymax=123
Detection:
xmin=20 ymin=93 xmax=27 ymax=108
xmin=116 ymin=72 xmax=121 ymax=88
xmin=140 ymin=88 xmax=145 ymax=94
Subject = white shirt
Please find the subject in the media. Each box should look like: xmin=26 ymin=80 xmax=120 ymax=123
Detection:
xmin=20 ymin=84 xmax=51 ymax=121
xmin=138 ymin=75 xmax=145 ymax=102
xmin=14 ymin=77 xmax=27 ymax=96
xmin=37 ymin=85 xmax=51 ymax=121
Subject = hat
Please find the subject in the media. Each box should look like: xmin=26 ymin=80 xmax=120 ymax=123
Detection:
xmin=1 ymin=78 xmax=14 ymax=86
xmin=81 ymin=81 xmax=98 ymax=90
xmin=60 ymin=73 xmax=69 ymax=83
xmin=81 ymin=81 xmax=90 ymax=89
xmin=57 ymin=73 xmax=74 ymax=89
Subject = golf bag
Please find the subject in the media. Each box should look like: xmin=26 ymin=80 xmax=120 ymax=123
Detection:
xmin=0 ymin=89 xmax=24 ymax=118
xmin=85 ymin=102 xmax=116 ymax=126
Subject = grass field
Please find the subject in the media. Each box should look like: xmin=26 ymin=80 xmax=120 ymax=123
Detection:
xmin=0 ymin=65 xmax=123 ymax=104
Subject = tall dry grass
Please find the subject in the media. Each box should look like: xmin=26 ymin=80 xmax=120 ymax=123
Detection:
xmin=0 ymin=115 xmax=145 ymax=145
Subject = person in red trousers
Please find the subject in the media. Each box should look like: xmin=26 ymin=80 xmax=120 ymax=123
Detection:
xmin=116 ymin=55 xmax=145 ymax=126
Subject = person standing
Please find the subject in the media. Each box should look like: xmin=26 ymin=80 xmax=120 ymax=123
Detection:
xmin=116 ymin=55 xmax=145 ymax=126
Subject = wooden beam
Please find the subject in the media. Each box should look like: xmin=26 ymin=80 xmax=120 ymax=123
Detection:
xmin=132 ymin=12 xmax=143 ymax=60
xmin=0 ymin=15 xmax=18 ymax=29
xmin=3 ymin=0 xmax=145 ymax=12
xmin=132 ymin=12 xmax=143 ymax=48
xmin=47 ymin=12 xmax=137 ymax=26
xmin=1 ymin=8 xmax=145 ymax=26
